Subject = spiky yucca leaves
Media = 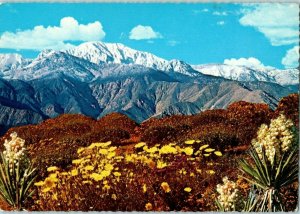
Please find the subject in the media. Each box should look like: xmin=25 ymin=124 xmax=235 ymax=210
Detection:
xmin=239 ymin=146 xmax=298 ymax=211
xmin=0 ymin=134 xmax=37 ymax=210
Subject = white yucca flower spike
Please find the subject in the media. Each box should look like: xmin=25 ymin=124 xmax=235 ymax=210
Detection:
xmin=3 ymin=132 xmax=26 ymax=169
xmin=216 ymin=177 xmax=241 ymax=211
xmin=252 ymin=114 xmax=294 ymax=165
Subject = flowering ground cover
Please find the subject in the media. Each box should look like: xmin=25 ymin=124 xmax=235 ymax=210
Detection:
xmin=0 ymin=94 xmax=298 ymax=211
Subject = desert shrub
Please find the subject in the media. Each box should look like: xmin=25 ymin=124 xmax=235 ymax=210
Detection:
xmin=191 ymin=109 xmax=228 ymax=127
xmin=89 ymin=129 xmax=130 ymax=144
xmin=96 ymin=113 xmax=138 ymax=134
xmin=190 ymin=125 xmax=240 ymax=151
xmin=141 ymin=126 xmax=179 ymax=146
xmin=226 ymin=101 xmax=273 ymax=145
xmin=274 ymin=93 xmax=299 ymax=127
xmin=28 ymin=138 xmax=81 ymax=179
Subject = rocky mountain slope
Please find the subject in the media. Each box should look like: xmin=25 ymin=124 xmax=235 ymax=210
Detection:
xmin=0 ymin=42 xmax=298 ymax=133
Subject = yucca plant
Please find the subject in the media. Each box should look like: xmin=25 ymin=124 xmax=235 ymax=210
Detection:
xmin=239 ymin=146 xmax=298 ymax=211
xmin=0 ymin=132 xmax=37 ymax=210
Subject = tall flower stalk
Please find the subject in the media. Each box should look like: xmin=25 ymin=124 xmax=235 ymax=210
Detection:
xmin=215 ymin=177 xmax=243 ymax=211
xmin=239 ymin=114 xmax=298 ymax=211
xmin=0 ymin=132 xmax=37 ymax=210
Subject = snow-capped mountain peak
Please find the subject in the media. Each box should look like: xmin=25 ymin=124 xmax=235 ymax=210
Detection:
xmin=192 ymin=64 xmax=299 ymax=86
xmin=64 ymin=41 xmax=197 ymax=75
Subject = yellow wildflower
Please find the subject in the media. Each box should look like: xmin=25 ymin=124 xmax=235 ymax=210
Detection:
xmin=101 ymin=170 xmax=111 ymax=177
xmin=179 ymin=169 xmax=187 ymax=175
xmin=43 ymin=177 xmax=57 ymax=190
xmin=100 ymin=141 xmax=112 ymax=148
xmin=89 ymin=142 xmax=111 ymax=149
xmin=113 ymin=172 xmax=121 ymax=177
xmin=125 ymin=155 xmax=133 ymax=162
xmin=41 ymin=187 xmax=51 ymax=193
xmin=34 ymin=181 xmax=45 ymax=186
xmin=103 ymin=184 xmax=111 ymax=191
xmin=182 ymin=147 xmax=194 ymax=156
xmin=104 ymin=163 xmax=114 ymax=171
xmin=161 ymin=182 xmax=171 ymax=193
xmin=146 ymin=146 xmax=158 ymax=153
xmin=204 ymin=154 xmax=211 ymax=157
xmin=77 ymin=147 xmax=85 ymax=153
xmin=111 ymin=194 xmax=117 ymax=200
xmin=99 ymin=149 xmax=108 ymax=155
xmin=135 ymin=142 xmax=146 ymax=148
xmin=199 ymin=144 xmax=209 ymax=150
xmin=143 ymin=145 xmax=149 ymax=151
xmin=194 ymin=150 xmax=201 ymax=155
xmin=85 ymin=165 xmax=94 ymax=171
xmin=71 ymin=169 xmax=78 ymax=176
xmin=207 ymin=170 xmax=215 ymax=175
xmin=196 ymin=140 xmax=201 ymax=143
xmin=204 ymin=148 xmax=215 ymax=152
xmin=90 ymin=173 xmax=103 ymax=181
xmin=157 ymin=160 xmax=168 ymax=169
xmin=185 ymin=140 xmax=195 ymax=145
xmin=214 ymin=151 xmax=222 ymax=156
xmin=107 ymin=151 xmax=116 ymax=159
xmin=47 ymin=166 xmax=59 ymax=172
xmin=160 ymin=145 xmax=177 ymax=154
xmin=72 ymin=158 xmax=84 ymax=164
xmin=49 ymin=173 xmax=58 ymax=179
xmin=143 ymin=184 xmax=147 ymax=193
xmin=52 ymin=193 xmax=58 ymax=200
xmin=190 ymin=172 xmax=195 ymax=177
xmin=129 ymin=172 xmax=134 ymax=177
xmin=108 ymin=146 xmax=117 ymax=152
xmin=184 ymin=187 xmax=192 ymax=192
xmin=145 ymin=202 xmax=153 ymax=211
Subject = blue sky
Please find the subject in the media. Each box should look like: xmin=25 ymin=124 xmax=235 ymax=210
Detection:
xmin=0 ymin=3 xmax=298 ymax=69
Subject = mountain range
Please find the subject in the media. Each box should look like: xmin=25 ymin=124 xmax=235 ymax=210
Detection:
xmin=0 ymin=41 xmax=298 ymax=133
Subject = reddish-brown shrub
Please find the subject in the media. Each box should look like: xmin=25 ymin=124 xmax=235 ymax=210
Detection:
xmin=275 ymin=93 xmax=299 ymax=127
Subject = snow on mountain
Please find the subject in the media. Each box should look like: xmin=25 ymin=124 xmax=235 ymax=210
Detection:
xmin=64 ymin=41 xmax=197 ymax=76
xmin=0 ymin=41 xmax=298 ymax=86
xmin=192 ymin=64 xmax=299 ymax=86
xmin=0 ymin=53 xmax=30 ymax=73
xmin=9 ymin=50 xmax=101 ymax=81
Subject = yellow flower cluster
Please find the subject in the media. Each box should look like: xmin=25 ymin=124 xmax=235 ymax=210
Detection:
xmin=216 ymin=177 xmax=240 ymax=211
xmin=34 ymin=138 xmax=224 ymax=208
xmin=252 ymin=114 xmax=295 ymax=164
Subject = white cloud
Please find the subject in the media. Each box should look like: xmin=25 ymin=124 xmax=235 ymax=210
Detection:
xmin=167 ymin=40 xmax=180 ymax=46
xmin=224 ymin=57 xmax=274 ymax=70
xmin=239 ymin=3 xmax=299 ymax=46
xmin=213 ymin=11 xmax=228 ymax=16
xmin=217 ymin=21 xmax=225 ymax=26
xmin=0 ymin=17 xmax=106 ymax=50
xmin=129 ymin=25 xmax=162 ymax=40
xmin=282 ymin=46 xmax=299 ymax=68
